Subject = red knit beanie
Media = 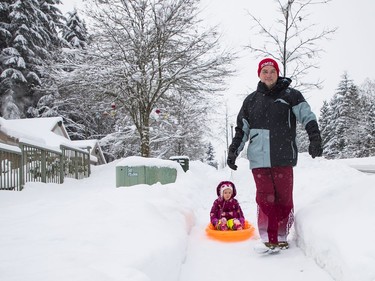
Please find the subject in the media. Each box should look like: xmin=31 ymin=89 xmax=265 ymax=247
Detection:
xmin=257 ymin=58 xmax=280 ymax=77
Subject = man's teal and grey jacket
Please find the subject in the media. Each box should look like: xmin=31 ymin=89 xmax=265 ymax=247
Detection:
xmin=229 ymin=77 xmax=321 ymax=169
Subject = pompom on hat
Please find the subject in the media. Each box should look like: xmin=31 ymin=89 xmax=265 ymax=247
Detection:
xmin=257 ymin=58 xmax=280 ymax=77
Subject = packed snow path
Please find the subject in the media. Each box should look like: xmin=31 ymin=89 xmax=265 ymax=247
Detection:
xmin=179 ymin=162 xmax=333 ymax=281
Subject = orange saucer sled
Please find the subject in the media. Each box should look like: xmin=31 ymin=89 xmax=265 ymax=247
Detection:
xmin=205 ymin=220 xmax=256 ymax=242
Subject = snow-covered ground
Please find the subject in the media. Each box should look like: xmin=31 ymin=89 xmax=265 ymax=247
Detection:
xmin=0 ymin=154 xmax=374 ymax=281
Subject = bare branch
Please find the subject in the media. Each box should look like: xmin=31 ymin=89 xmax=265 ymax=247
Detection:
xmin=246 ymin=0 xmax=337 ymax=92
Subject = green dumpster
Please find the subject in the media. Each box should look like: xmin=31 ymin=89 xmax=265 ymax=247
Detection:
xmin=116 ymin=157 xmax=180 ymax=187
xmin=116 ymin=166 xmax=145 ymax=187
xmin=169 ymin=156 xmax=189 ymax=172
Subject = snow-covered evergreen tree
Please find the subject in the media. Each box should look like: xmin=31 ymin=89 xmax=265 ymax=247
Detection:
xmin=203 ymin=142 xmax=217 ymax=169
xmin=0 ymin=0 xmax=64 ymax=118
xmin=321 ymin=73 xmax=361 ymax=158
xmin=357 ymin=79 xmax=375 ymax=157
xmin=318 ymin=100 xmax=330 ymax=156
xmin=320 ymin=76 xmax=375 ymax=159
xmin=295 ymin=123 xmax=309 ymax=152
xmin=0 ymin=0 xmax=11 ymax=50
xmin=364 ymin=103 xmax=375 ymax=156
xmin=26 ymin=5 xmax=92 ymax=136
xmin=38 ymin=0 xmax=65 ymax=47
xmin=62 ymin=9 xmax=88 ymax=49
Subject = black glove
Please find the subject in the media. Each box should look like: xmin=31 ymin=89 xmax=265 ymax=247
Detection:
xmin=227 ymin=150 xmax=238 ymax=170
xmin=306 ymin=120 xmax=323 ymax=159
xmin=308 ymin=135 xmax=323 ymax=158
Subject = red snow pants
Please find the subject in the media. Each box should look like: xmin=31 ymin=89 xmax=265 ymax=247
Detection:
xmin=252 ymin=166 xmax=294 ymax=244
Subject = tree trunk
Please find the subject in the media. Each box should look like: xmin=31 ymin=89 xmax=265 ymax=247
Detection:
xmin=140 ymin=115 xmax=150 ymax=157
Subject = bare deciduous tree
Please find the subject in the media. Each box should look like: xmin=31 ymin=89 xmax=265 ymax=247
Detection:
xmin=246 ymin=0 xmax=337 ymax=91
xmin=80 ymin=0 xmax=235 ymax=157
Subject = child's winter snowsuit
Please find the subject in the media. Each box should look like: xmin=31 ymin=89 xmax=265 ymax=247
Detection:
xmin=210 ymin=181 xmax=245 ymax=231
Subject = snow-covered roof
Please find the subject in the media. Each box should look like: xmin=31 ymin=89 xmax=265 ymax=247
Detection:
xmin=0 ymin=142 xmax=21 ymax=153
xmin=0 ymin=117 xmax=72 ymax=148
xmin=72 ymin=139 xmax=106 ymax=165
xmin=72 ymin=139 xmax=98 ymax=149
xmin=0 ymin=117 xmax=106 ymax=165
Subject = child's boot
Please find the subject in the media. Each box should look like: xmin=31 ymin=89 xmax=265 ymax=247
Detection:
xmin=233 ymin=219 xmax=243 ymax=230
xmin=219 ymin=218 xmax=228 ymax=230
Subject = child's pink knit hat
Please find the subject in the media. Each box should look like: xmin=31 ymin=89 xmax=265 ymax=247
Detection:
xmin=220 ymin=183 xmax=233 ymax=197
xmin=216 ymin=181 xmax=236 ymax=198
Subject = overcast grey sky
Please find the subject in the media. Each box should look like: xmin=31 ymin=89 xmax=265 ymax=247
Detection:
xmin=59 ymin=0 xmax=375 ymax=115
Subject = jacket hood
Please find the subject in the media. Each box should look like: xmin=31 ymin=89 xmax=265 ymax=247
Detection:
xmin=216 ymin=181 xmax=237 ymax=198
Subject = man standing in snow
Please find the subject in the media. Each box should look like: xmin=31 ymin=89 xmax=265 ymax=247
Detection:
xmin=227 ymin=58 xmax=323 ymax=252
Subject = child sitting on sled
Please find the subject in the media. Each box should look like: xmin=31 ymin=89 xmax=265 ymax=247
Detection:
xmin=210 ymin=181 xmax=245 ymax=231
